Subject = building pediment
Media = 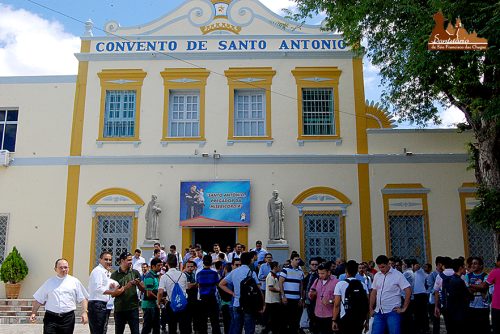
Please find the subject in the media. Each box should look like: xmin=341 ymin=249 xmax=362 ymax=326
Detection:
xmin=104 ymin=0 xmax=328 ymax=37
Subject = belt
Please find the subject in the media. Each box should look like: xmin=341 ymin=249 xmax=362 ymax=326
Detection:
xmin=45 ymin=310 xmax=75 ymax=317
xmin=89 ymin=300 xmax=107 ymax=304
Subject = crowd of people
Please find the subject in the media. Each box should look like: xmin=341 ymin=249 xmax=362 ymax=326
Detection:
xmin=28 ymin=239 xmax=500 ymax=334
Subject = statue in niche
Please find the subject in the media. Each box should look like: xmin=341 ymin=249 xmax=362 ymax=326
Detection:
xmin=145 ymin=195 xmax=162 ymax=240
xmin=268 ymin=190 xmax=285 ymax=240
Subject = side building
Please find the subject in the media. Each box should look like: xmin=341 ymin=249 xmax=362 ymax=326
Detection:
xmin=0 ymin=0 xmax=495 ymax=297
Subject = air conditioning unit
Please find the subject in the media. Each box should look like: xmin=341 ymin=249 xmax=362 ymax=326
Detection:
xmin=0 ymin=150 xmax=12 ymax=167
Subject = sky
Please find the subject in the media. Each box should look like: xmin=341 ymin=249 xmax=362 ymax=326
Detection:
xmin=0 ymin=0 xmax=464 ymax=127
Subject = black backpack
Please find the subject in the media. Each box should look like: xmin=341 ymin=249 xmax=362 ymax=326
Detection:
xmin=239 ymin=270 xmax=263 ymax=314
xmin=439 ymin=272 xmax=452 ymax=310
xmin=342 ymin=279 xmax=369 ymax=321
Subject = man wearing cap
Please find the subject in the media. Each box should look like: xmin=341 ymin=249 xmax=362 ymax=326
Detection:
xmin=29 ymin=258 xmax=89 ymax=333
xmin=111 ymin=252 xmax=144 ymax=334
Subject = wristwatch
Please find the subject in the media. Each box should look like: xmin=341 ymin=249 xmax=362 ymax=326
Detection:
xmin=328 ymin=299 xmax=333 ymax=304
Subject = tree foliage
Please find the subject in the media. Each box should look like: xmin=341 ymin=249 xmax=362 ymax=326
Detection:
xmin=292 ymin=0 xmax=500 ymax=229
xmin=0 ymin=247 xmax=28 ymax=284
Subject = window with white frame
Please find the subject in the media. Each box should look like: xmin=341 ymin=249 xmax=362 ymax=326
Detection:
xmin=302 ymin=88 xmax=334 ymax=136
xmin=0 ymin=214 xmax=8 ymax=263
xmin=0 ymin=109 xmax=18 ymax=152
xmin=169 ymin=90 xmax=200 ymax=137
xmin=234 ymin=90 xmax=266 ymax=137
xmin=103 ymin=90 xmax=136 ymax=138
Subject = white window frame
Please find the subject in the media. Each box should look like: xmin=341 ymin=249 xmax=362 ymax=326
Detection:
xmin=0 ymin=108 xmax=19 ymax=152
xmin=168 ymin=90 xmax=200 ymax=138
xmin=234 ymin=89 xmax=266 ymax=137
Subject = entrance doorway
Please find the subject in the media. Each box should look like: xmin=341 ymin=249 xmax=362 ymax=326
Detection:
xmin=193 ymin=228 xmax=236 ymax=254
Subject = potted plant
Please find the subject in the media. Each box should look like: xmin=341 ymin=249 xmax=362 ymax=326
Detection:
xmin=0 ymin=247 xmax=28 ymax=299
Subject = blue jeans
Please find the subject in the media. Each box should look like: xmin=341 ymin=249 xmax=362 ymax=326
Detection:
xmin=371 ymin=311 xmax=401 ymax=334
xmin=230 ymin=307 xmax=256 ymax=334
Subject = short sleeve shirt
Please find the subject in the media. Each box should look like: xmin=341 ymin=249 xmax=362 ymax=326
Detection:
xmin=372 ymin=268 xmax=410 ymax=313
xmin=487 ymin=268 xmax=500 ymax=310
xmin=334 ymin=278 xmax=368 ymax=319
xmin=224 ymin=265 xmax=259 ymax=308
xmin=142 ymin=270 xmax=159 ymax=309
xmin=265 ymin=272 xmax=280 ymax=304
xmin=33 ymin=275 xmax=89 ymax=313
xmin=110 ymin=268 xmax=141 ymax=312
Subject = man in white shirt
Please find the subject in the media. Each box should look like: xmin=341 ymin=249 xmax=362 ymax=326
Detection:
xmin=157 ymin=254 xmax=190 ymax=334
xmin=88 ymin=251 xmax=116 ymax=334
xmin=30 ymin=258 xmax=89 ymax=333
xmin=154 ymin=242 xmax=167 ymax=262
xmin=132 ymin=248 xmax=146 ymax=272
xmin=211 ymin=243 xmax=228 ymax=263
xmin=370 ymin=255 xmax=411 ymax=334
xmin=227 ymin=243 xmax=243 ymax=263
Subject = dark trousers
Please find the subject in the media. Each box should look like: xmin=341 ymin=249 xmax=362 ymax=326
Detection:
xmin=442 ymin=310 xmax=466 ymax=334
xmin=199 ymin=294 xmax=221 ymax=334
xmin=160 ymin=306 xmax=168 ymax=330
xmin=43 ymin=310 xmax=75 ymax=334
xmin=114 ymin=308 xmax=140 ymax=334
xmin=413 ymin=294 xmax=428 ymax=334
xmin=283 ymin=299 xmax=301 ymax=333
xmin=467 ymin=307 xmax=490 ymax=333
xmin=166 ymin=306 xmax=191 ymax=334
xmin=401 ymin=299 xmax=415 ymax=334
xmin=307 ymin=300 xmax=318 ymax=334
xmin=142 ymin=307 xmax=161 ymax=334
xmin=265 ymin=303 xmax=281 ymax=334
xmin=427 ymin=303 xmax=440 ymax=334
xmin=88 ymin=301 xmax=110 ymax=334
xmin=338 ymin=316 xmax=364 ymax=334
xmin=221 ymin=304 xmax=232 ymax=334
xmin=316 ymin=316 xmax=333 ymax=334
xmin=492 ymin=308 xmax=500 ymax=334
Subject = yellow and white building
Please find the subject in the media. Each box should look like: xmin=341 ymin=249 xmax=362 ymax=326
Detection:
xmin=0 ymin=0 xmax=493 ymax=297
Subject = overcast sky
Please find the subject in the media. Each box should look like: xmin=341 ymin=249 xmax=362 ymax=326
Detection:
xmin=0 ymin=0 xmax=463 ymax=127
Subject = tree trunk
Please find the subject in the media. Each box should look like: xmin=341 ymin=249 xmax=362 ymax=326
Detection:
xmin=474 ymin=120 xmax=500 ymax=189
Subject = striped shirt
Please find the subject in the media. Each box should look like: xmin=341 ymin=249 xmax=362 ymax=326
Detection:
xmin=196 ymin=268 xmax=219 ymax=297
xmin=280 ymin=267 xmax=304 ymax=299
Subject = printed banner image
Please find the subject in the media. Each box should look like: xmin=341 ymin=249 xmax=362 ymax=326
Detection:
xmin=179 ymin=180 xmax=250 ymax=227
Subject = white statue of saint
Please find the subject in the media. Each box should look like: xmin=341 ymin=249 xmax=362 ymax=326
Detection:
xmin=145 ymin=195 xmax=162 ymax=240
xmin=267 ymin=190 xmax=285 ymax=240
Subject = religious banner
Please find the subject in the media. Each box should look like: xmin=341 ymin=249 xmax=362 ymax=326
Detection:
xmin=179 ymin=180 xmax=250 ymax=226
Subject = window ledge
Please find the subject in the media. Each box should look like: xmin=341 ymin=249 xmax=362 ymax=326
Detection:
xmin=227 ymin=139 xmax=273 ymax=147
xmin=297 ymin=138 xmax=342 ymax=146
xmin=96 ymin=141 xmax=141 ymax=148
xmin=161 ymin=140 xmax=206 ymax=147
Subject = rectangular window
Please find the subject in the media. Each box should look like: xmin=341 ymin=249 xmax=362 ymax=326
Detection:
xmin=169 ymin=91 xmax=200 ymax=138
xmin=388 ymin=213 xmax=427 ymax=265
xmin=0 ymin=214 xmax=8 ymax=263
xmin=302 ymin=88 xmax=334 ymax=136
xmin=0 ymin=109 xmax=18 ymax=152
xmin=234 ymin=90 xmax=266 ymax=137
xmin=103 ymin=90 xmax=136 ymax=138
xmin=95 ymin=214 xmax=133 ymax=270
xmin=304 ymin=213 xmax=343 ymax=265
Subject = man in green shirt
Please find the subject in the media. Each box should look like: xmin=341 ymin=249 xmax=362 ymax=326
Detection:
xmin=111 ymin=252 xmax=144 ymax=334
xmin=142 ymin=257 xmax=162 ymax=334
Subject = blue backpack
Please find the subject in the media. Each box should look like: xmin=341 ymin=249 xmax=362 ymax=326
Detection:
xmin=166 ymin=274 xmax=188 ymax=313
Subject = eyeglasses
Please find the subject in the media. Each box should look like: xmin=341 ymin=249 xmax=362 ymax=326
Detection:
xmin=310 ymin=263 xmax=319 ymax=266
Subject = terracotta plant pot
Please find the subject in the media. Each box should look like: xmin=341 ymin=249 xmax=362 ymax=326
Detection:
xmin=5 ymin=282 xmax=21 ymax=299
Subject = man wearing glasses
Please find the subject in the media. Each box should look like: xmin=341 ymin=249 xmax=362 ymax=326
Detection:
xmin=88 ymin=251 xmax=115 ymax=334
xmin=110 ymin=252 xmax=145 ymax=334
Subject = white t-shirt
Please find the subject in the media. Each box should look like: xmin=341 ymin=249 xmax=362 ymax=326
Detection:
xmin=88 ymin=264 xmax=111 ymax=302
xmin=334 ymin=278 xmax=368 ymax=318
xmin=132 ymin=256 xmax=146 ymax=272
xmin=33 ymin=275 xmax=89 ymax=313
xmin=265 ymin=272 xmax=280 ymax=304
xmin=159 ymin=268 xmax=188 ymax=301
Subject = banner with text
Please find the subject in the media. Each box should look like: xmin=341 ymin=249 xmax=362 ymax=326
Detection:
xmin=179 ymin=180 xmax=250 ymax=227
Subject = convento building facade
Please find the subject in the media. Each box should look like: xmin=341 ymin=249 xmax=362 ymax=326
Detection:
xmin=0 ymin=0 xmax=495 ymax=297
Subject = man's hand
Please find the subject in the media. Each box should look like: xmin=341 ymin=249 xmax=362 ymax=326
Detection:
xmin=332 ymin=320 xmax=339 ymax=332
xmin=393 ymin=306 xmax=406 ymax=314
xmin=298 ymin=299 xmax=304 ymax=307
xmin=281 ymin=296 xmax=288 ymax=305
xmin=370 ymin=308 xmax=375 ymax=317
xmin=364 ymin=321 xmax=370 ymax=333
xmin=29 ymin=313 xmax=37 ymax=323
xmin=434 ymin=306 xmax=441 ymax=318
xmin=81 ymin=312 xmax=88 ymax=324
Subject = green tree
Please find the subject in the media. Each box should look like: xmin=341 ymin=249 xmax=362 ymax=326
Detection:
xmin=291 ymin=0 xmax=500 ymax=229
